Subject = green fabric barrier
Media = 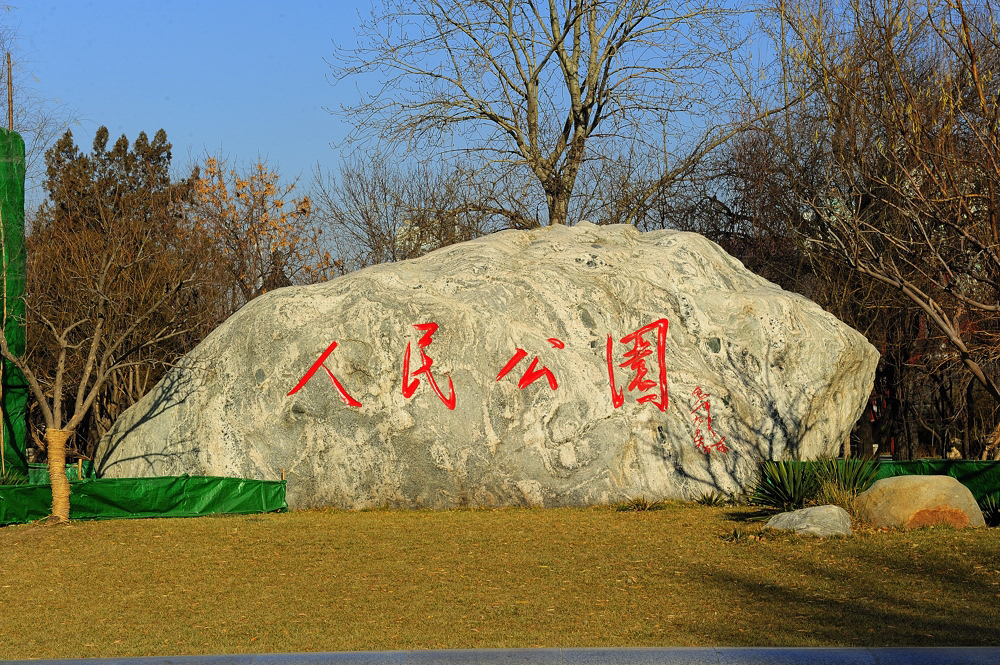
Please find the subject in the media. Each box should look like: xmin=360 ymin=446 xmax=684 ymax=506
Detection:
xmin=0 ymin=475 xmax=287 ymax=526
xmin=0 ymin=128 xmax=26 ymax=477
xmin=27 ymin=461 xmax=94 ymax=483
xmin=873 ymin=460 xmax=1000 ymax=503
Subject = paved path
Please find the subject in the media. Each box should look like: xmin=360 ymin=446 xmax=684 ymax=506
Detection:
xmin=3 ymin=648 xmax=1000 ymax=664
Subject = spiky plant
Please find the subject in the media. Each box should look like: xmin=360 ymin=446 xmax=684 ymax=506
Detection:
xmin=615 ymin=497 xmax=667 ymax=512
xmin=750 ymin=460 xmax=821 ymax=512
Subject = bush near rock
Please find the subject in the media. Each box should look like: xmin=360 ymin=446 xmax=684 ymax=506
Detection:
xmin=95 ymin=223 xmax=878 ymax=510
xmin=856 ymin=475 xmax=985 ymax=529
xmin=765 ymin=504 xmax=853 ymax=538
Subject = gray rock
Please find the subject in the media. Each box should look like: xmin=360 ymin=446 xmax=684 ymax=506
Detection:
xmin=95 ymin=223 xmax=878 ymax=509
xmin=766 ymin=504 xmax=854 ymax=537
xmin=856 ymin=475 xmax=985 ymax=529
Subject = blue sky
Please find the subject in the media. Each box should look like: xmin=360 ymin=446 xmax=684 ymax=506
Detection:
xmin=12 ymin=1 xmax=771 ymax=213
xmin=15 ymin=1 xmax=362 ymax=202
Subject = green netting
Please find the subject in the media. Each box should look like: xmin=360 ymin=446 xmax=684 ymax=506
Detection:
xmin=0 ymin=475 xmax=287 ymax=526
xmin=874 ymin=460 xmax=1000 ymax=503
xmin=27 ymin=461 xmax=94 ymax=483
xmin=0 ymin=128 xmax=25 ymax=477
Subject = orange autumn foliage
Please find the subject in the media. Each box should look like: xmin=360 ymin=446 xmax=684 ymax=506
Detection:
xmin=192 ymin=157 xmax=338 ymax=312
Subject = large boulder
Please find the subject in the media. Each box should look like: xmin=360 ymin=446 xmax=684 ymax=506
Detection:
xmin=856 ymin=475 xmax=985 ymax=529
xmin=95 ymin=223 xmax=878 ymax=509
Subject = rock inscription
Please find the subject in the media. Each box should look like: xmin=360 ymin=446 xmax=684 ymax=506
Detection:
xmin=96 ymin=223 xmax=879 ymax=509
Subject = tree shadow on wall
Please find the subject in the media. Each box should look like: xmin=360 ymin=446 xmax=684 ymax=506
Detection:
xmin=669 ymin=370 xmax=818 ymax=498
xmin=93 ymin=359 xmax=204 ymax=477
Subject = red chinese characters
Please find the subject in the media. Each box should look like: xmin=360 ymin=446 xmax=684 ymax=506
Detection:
xmin=496 ymin=337 xmax=564 ymax=390
xmin=402 ymin=323 xmax=457 ymax=410
xmin=289 ymin=319 xmax=688 ymax=418
xmin=287 ymin=341 xmax=362 ymax=407
xmin=607 ymin=318 xmax=669 ymax=411
xmin=691 ymin=386 xmax=728 ymax=454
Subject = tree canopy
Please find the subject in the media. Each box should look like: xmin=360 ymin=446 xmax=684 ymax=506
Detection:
xmin=330 ymin=0 xmax=752 ymax=226
xmin=2 ymin=128 xmax=213 ymax=521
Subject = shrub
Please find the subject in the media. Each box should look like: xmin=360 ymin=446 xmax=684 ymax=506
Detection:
xmin=0 ymin=468 xmax=28 ymax=486
xmin=816 ymin=481 xmax=861 ymax=520
xmin=695 ymin=490 xmax=731 ymax=506
xmin=979 ymin=494 xmax=1000 ymax=528
xmin=815 ymin=457 xmax=880 ymax=494
xmin=615 ymin=497 xmax=667 ymax=512
xmin=750 ymin=460 xmax=821 ymax=512
xmin=811 ymin=457 xmax=880 ymax=519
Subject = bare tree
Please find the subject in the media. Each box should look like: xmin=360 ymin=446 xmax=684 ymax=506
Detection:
xmin=0 ymin=128 xmax=212 ymax=523
xmin=0 ymin=9 xmax=75 ymax=201
xmin=707 ymin=114 xmax=929 ymax=458
xmin=757 ymin=0 xmax=1000 ymax=457
xmin=0 ymin=9 xmax=76 ymax=479
xmin=313 ymin=156 xmax=510 ymax=271
xmin=330 ymin=0 xmax=755 ymax=226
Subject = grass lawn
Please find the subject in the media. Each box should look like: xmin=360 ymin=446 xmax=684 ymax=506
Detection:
xmin=0 ymin=503 xmax=998 ymax=658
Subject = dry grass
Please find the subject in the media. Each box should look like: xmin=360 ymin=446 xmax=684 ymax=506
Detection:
xmin=1 ymin=503 xmax=999 ymax=658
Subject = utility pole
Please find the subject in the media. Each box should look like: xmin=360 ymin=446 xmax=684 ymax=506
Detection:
xmin=0 ymin=51 xmax=8 ymax=475
xmin=7 ymin=52 xmax=12 ymax=131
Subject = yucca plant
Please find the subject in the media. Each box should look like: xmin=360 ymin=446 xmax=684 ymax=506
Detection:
xmin=979 ymin=494 xmax=1000 ymax=527
xmin=750 ymin=460 xmax=821 ymax=512
xmin=0 ymin=467 xmax=28 ymax=486
xmin=615 ymin=497 xmax=667 ymax=512
xmin=815 ymin=457 xmax=880 ymax=494
xmin=695 ymin=490 xmax=730 ymax=506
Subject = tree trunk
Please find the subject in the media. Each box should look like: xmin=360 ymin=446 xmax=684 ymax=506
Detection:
xmin=981 ymin=421 xmax=1000 ymax=460
xmin=963 ymin=379 xmax=975 ymax=460
xmin=547 ymin=191 xmax=570 ymax=226
xmin=45 ymin=428 xmax=71 ymax=523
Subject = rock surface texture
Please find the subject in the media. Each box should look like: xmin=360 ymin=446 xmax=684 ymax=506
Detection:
xmin=856 ymin=475 xmax=985 ymax=529
xmin=766 ymin=505 xmax=854 ymax=538
xmin=96 ymin=223 xmax=878 ymax=509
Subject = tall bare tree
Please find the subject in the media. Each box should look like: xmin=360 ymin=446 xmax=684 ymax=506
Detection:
xmin=754 ymin=0 xmax=1000 ymax=457
xmin=313 ymin=156 xmax=509 ymax=271
xmin=0 ymin=8 xmax=75 ymax=201
xmin=0 ymin=128 xmax=211 ymax=522
xmin=330 ymin=0 xmax=754 ymax=226
xmin=0 ymin=8 xmax=76 ymax=480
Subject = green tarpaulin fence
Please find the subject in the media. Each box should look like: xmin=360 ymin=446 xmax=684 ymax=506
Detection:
xmin=27 ymin=461 xmax=94 ymax=483
xmin=873 ymin=460 xmax=1000 ymax=503
xmin=0 ymin=127 xmax=26 ymax=477
xmin=0 ymin=475 xmax=287 ymax=526
xmin=0 ymin=460 xmax=994 ymax=526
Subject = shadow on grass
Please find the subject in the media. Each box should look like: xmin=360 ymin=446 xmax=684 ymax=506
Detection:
xmin=724 ymin=507 xmax=777 ymax=522
xmin=702 ymin=529 xmax=1000 ymax=646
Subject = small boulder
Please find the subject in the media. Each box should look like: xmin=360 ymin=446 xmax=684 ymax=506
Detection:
xmin=766 ymin=504 xmax=853 ymax=538
xmin=856 ymin=475 xmax=985 ymax=529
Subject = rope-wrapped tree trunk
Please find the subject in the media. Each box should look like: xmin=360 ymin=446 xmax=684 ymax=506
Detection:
xmin=45 ymin=428 xmax=70 ymax=522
